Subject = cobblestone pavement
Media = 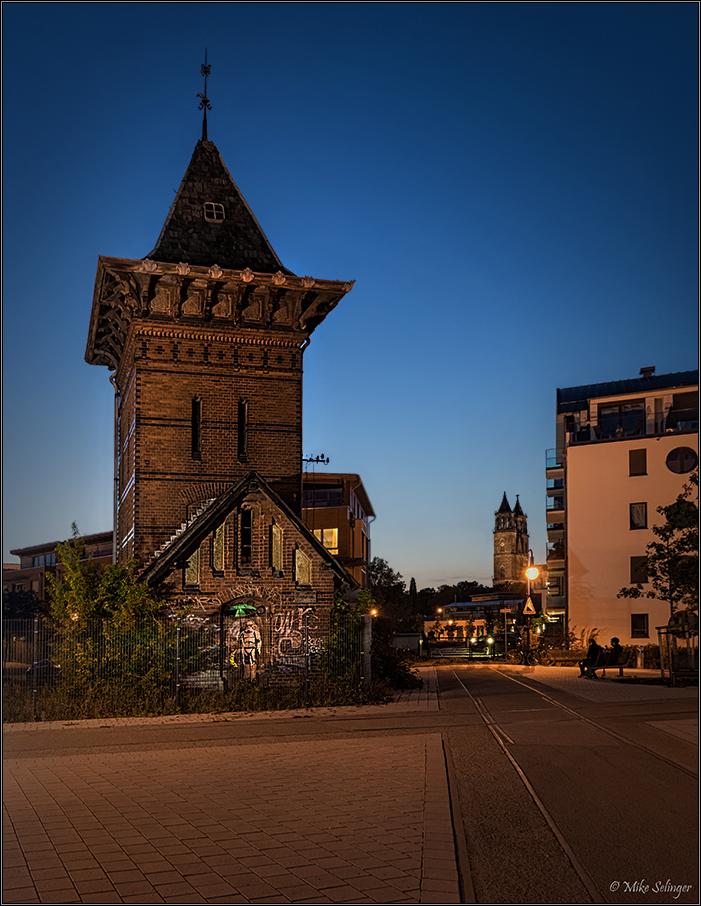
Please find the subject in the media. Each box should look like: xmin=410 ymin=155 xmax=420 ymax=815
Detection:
xmin=3 ymin=707 xmax=459 ymax=905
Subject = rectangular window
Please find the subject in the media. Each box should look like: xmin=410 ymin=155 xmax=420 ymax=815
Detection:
xmin=185 ymin=547 xmax=200 ymax=586
xmin=237 ymin=400 xmax=248 ymax=462
xmin=629 ymin=449 xmax=647 ymax=476
xmin=295 ymin=548 xmax=311 ymax=585
xmin=630 ymin=556 xmax=648 ymax=584
xmin=598 ymin=399 xmax=645 ymax=438
xmin=313 ymin=528 xmax=338 ymax=555
xmin=240 ymin=510 xmax=252 ymax=566
xmin=631 ymin=613 xmax=649 ymax=638
xmin=191 ymin=398 xmax=202 ymax=459
xmin=271 ymin=523 xmax=283 ymax=573
xmin=212 ymin=523 xmax=225 ymax=573
xmin=629 ymin=502 xmax=647 ymax=530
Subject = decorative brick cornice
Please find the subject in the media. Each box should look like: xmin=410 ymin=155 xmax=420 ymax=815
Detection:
xmin=86 ymin=256 xmax=354 ymax=369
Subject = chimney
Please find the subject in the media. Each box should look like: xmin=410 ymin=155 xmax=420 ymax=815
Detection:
xmin=639 ymin=366 xmax=655 ymax=378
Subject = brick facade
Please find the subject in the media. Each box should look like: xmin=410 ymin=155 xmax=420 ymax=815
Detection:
xmin=85 ymin=138 xmax=356 ymax=606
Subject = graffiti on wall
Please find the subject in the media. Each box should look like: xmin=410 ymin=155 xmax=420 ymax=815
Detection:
xmin=272 ymin=607 xmax=324 ymax=672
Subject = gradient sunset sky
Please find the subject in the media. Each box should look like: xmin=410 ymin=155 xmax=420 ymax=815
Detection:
xmin=2 ymin=2 xmax=698 ymax=589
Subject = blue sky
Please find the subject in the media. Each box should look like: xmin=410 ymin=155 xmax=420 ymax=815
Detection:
xmin=2 ymin=2 xmax=698 ymax=589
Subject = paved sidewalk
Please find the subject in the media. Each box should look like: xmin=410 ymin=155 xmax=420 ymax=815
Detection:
xmin=2 ymin=672 xmax=459 ymax=905
xmin=496 ymin=664 xmax=698 ymax=703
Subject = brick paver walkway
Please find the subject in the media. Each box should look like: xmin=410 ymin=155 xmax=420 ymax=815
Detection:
xmin=3 ymin=729 xmax=459 ymax=904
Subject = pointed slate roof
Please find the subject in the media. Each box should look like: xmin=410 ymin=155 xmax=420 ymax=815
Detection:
xmin=146 ymin=140 xmax=292 ymax=273
xmin=512 ymin=496 xmax=524 ymax=517
xmin=497 ymin=493 xmax=511 ymax=514
xmin=139 ymin=470 xmax=356 ymax=588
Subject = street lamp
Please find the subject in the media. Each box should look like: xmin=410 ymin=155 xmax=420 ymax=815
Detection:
xmin=524 ymin=554 xmax=540 ymax=662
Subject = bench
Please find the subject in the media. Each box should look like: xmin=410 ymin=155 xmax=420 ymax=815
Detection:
xmin=588 ymin=652 xmax=627 ymax=678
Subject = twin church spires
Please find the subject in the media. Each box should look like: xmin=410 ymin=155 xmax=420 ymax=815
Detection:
xmin=493 ymin=492 xmax=529 ymax=585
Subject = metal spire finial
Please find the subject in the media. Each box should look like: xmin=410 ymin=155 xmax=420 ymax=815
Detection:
xmin=197 ymin=50 xmax=211 ymax=141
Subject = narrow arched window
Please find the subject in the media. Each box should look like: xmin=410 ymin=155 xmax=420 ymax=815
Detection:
xmin=238 ymin=399 xmax=248 ymax=462
xmin=191 ymin=397 xmax=202 ymax=459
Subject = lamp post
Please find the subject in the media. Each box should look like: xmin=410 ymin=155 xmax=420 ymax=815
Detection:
xmin=524 ymin=554 xmax=540 ymax=662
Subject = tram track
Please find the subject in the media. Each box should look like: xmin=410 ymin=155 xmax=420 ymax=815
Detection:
xmin=449 ymin=665 xmax=605 ymax=903
xmin=444 ymin=663 xmax=698 ymax=903
xmin=487 ymin=664 xmax=699 ymax=779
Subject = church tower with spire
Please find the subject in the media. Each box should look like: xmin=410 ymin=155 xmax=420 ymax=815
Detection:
xmin=493 ymin=493 xmax=529 ymax=585
xmin=85 ymin=63 xmax=354 ymax=569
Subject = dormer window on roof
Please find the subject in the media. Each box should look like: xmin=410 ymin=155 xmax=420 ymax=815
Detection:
xmin=203 ymin=202 xmax=225 ymax=222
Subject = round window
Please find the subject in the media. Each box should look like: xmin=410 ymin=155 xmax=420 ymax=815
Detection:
xmin=665 ymin=447 xmax=698 ymax=474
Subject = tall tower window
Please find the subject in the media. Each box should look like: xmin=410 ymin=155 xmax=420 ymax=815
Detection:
xmin=238 ymin=400 xmax=248 ymax=462
xmin=191 ymin=397 xmax=202 ymax=459
xmin=240 ymin=509 xmax=253 ymax=566
xmin=203 ymin=202 xmax=225 ymax=222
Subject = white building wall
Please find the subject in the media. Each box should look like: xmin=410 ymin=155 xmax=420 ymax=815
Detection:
xmin=566 ymin=433 xmax=697 ymax=645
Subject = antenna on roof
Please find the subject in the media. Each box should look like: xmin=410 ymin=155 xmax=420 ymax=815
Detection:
xmin=197 ymin=49 xmax=212 ymax=141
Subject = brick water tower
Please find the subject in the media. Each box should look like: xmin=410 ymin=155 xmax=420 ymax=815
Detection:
xmin=85 ymin=66 xmax=353 ymax=567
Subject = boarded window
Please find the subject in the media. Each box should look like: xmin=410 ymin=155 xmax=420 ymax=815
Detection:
xmin=213 ymin=523 xmax=225 ymax=572
xmin=295 ymin=548 xmax=311 ymax=585
xmin=271 ymin=523 xmax=283 ymax=573
xmin=185 ymin=547 xmax=200 ymax=586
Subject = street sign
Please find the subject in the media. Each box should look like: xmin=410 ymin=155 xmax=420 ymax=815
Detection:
xmin=523 ymin=596 xmax=536 ymax=615
xmin=499 ymin=607 xmax=512 ymax=613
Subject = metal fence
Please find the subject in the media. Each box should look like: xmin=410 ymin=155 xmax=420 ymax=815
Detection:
xmin=3 ymin=609 xmax=368 ymax=716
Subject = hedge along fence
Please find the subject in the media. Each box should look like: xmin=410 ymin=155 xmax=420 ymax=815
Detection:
xmin=2 ymin=610 xmax=369 ymax=722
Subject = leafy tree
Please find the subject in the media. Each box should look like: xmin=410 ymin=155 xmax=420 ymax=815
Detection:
xmin=3 ymin=588 xmax=49 ymax=619
xmin=618 ymin=470 xmax=698 ymax=618
xmin=46 ymin=527 xmax=174 ymax=708
xmin=369 ymin=557 xmax=413 ymax=629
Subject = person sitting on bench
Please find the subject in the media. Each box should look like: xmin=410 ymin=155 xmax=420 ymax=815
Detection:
xmin=579 ymin=638 xmax=602 ymax=677
xmin=589 ymin=637 xmax=623 ymax=677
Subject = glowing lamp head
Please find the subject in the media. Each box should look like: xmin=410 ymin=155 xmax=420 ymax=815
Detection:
xmin=525 ymin=566 xmax=540 ymax=581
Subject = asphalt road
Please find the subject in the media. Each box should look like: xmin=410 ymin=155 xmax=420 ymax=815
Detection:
xmin=437 ymin=665 xmax=698 ymax=904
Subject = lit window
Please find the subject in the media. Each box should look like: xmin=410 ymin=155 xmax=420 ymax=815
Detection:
xmin=203 ymin=202 xmax=225 ymax=222
xmin=665 ymin=447 xmax=698 ymax=474
xmin=313 ymin=528 xmax=338 ymax=555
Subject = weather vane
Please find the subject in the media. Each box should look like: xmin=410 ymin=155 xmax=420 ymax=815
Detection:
xmin=197 ymin=50 xmax=211 ymax=141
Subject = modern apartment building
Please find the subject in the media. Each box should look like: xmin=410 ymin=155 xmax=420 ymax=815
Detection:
xmin=546 ymin=367 xmax=698 ymax=644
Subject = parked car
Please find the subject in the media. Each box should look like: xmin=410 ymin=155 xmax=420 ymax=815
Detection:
xmin=26 ymin=660 xmax=62 ymax=685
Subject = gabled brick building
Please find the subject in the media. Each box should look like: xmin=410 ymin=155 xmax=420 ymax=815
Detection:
xmin=85 ymin=112 xmax=357 ymax=612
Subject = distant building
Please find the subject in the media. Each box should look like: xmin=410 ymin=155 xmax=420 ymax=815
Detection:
xmin=302 ymin=473 xmax=375 ymax=588
xmin=3 ymin=532 xmax=113 ymax=606
xmin=493 ymin=493 xmax=529 ymax=585
xmin=546 ymin=367 xmax=698 ymax=644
